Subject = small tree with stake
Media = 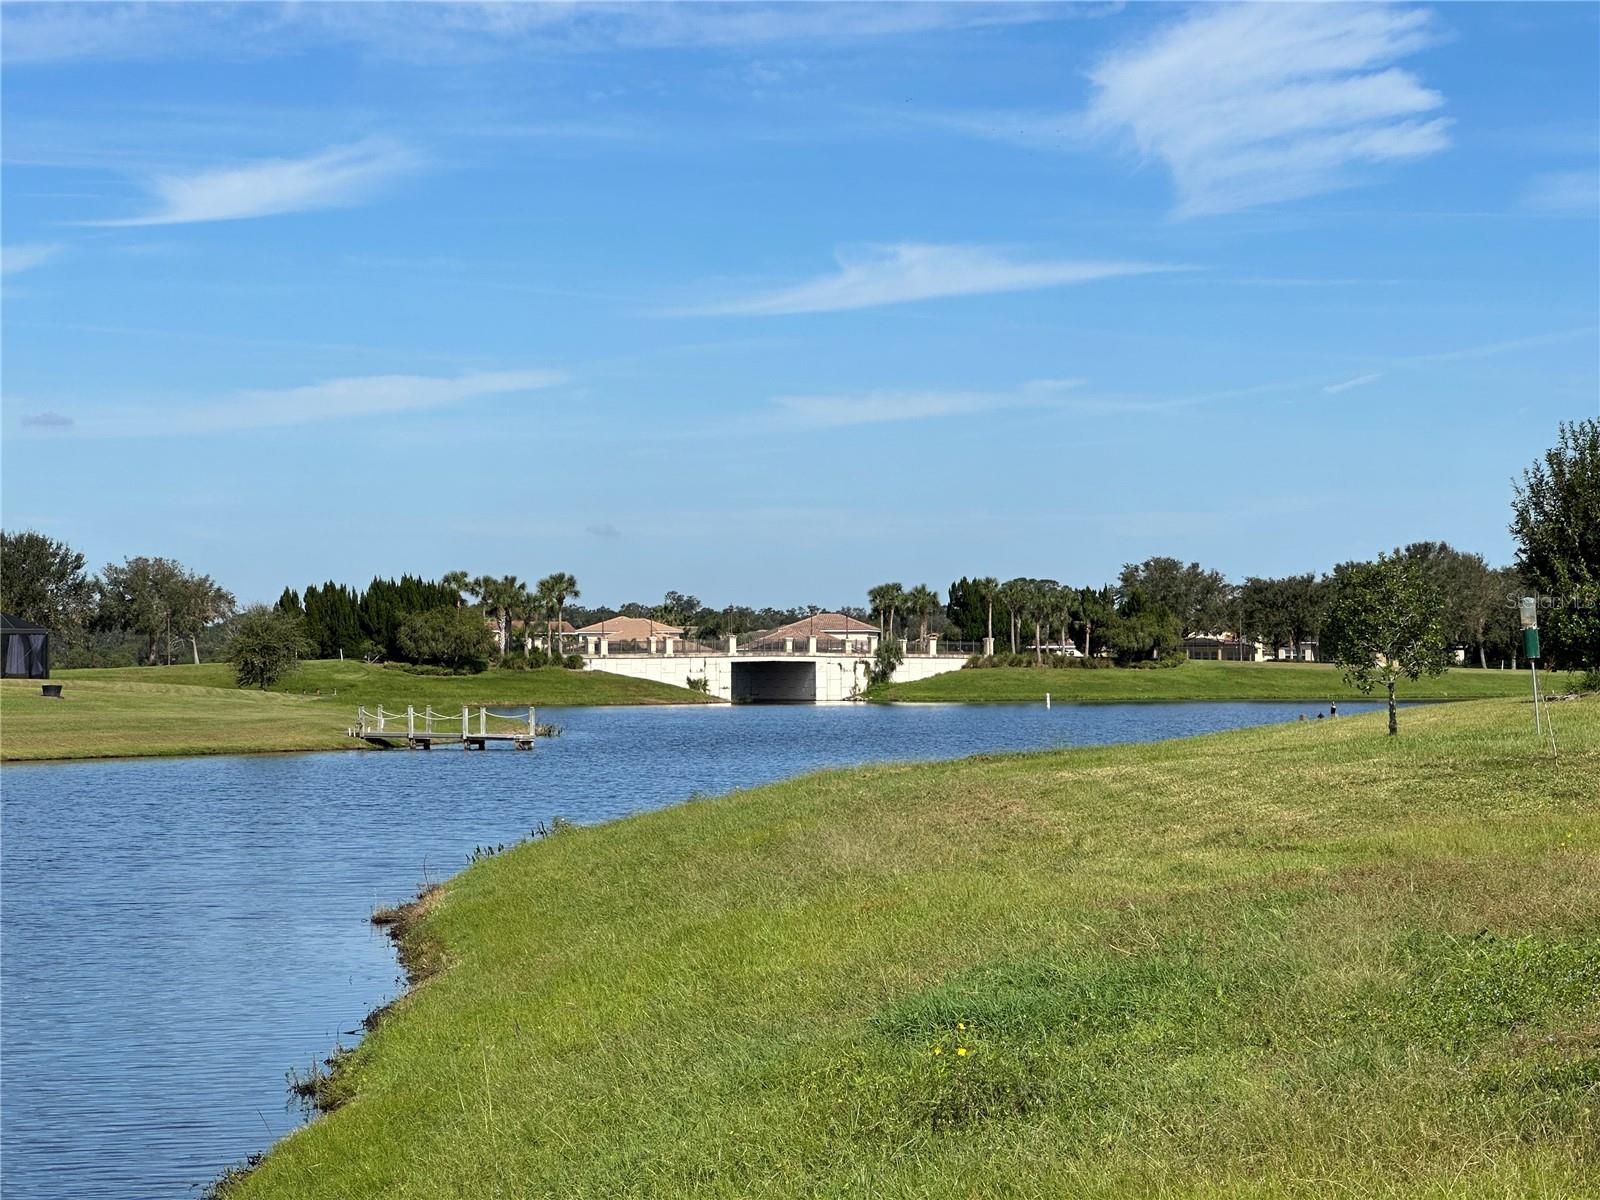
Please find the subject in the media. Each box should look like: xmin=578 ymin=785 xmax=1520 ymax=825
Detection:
xmin=1322 ymin=554 xmax=1449 ymax=735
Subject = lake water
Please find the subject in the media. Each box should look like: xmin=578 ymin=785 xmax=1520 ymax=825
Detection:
xmin=0 ymin=699 xmax=1376 ymax=1198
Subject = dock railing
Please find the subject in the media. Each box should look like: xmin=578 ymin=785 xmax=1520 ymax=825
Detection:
xmin=354 ymin=704 xmax=538 ymax=748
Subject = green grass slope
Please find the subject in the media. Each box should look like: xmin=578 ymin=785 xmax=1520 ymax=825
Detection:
xmin=229 ymin=697 xmax=1599 ymax=1199
xmin=2 ymin=662 xmax=708 ymax=762
xmin=877 ymin=658 xmax=1541 ymax=703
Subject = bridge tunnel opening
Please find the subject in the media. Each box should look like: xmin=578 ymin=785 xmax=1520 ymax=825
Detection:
xmin=729 ymin=659 xmax=818 ymax=704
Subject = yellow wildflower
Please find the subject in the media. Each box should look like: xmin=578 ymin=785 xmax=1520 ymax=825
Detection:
xmin=956 ymin=1047 xmax=969 ymax=1057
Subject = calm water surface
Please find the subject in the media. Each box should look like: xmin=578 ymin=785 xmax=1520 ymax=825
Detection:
xmin=1 ymin=700 xmax=1376 ymax=1198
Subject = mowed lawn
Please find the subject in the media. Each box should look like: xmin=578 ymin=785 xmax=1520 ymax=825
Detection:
xmin=228 ymin=697 xmax=1599 ymax=1199
xmin=877 ymin=658 xmax=1542 ymax=703
xmin=1 ymin=661 xmax=708 ymax=762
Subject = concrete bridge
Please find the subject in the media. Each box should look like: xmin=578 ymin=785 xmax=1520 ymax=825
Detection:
xmin=578 ymin=633 xmax=973 ymax=703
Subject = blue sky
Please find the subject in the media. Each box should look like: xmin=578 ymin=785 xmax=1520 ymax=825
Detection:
xmin=2 ymin=1 xmax=1596 ymax=608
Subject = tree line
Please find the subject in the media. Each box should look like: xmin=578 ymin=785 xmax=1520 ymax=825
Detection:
xmin=0 ymin=539 xmax=235 ymax=667
xmin=4 ymin=420 xmax=1593 ymax=689
xmin=934 ymin=542 xmax=1527 ymax=669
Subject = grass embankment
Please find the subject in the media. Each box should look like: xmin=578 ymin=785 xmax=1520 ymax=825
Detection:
xmin=877 ymin=658 xmax=1540 ymax=703
xmin=230 ymin=697 xmax=1598 ymax=1199
xmin=0 ymin=660 xmax=708 ymax=762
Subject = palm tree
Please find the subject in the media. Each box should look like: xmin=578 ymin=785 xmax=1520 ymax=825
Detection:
xmin=441 ymin=570 xmax=470 ymax=608
xmin=536 ymin=572 xmax=580 ymax=655
xmin=998 ymin=577 xmax=1030 ymax=654
xmin=867 ymin=582 xmax=905 ymax=642
xmin=905 ymin=584 xmax=938 ymax=648
xmin=1030 ymin=579 xmax=1060 ymax=664
xmin=975 ymin=576 xmax=999 ymax=646
xmin=474 ymin=575 xmax=526 ymax=657
xmin=1075 ymin=585 xmax=1113 ymax=659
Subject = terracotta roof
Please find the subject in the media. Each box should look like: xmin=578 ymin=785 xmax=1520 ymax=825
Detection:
xmin=758 ymin=612 xmax=879 ymax=643
xmin=571 ymin=616 xmax=684 ymax=639
xmin=510 ymin=618 xmax=576 ymax=632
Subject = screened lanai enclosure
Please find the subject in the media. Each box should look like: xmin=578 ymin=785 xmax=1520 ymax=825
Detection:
xmin=1 ymin=614 xmax=50 ymax=678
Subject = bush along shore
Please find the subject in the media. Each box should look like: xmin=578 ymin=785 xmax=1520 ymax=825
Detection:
xmin=218 ymin=696 xmax=1598 ymax=1199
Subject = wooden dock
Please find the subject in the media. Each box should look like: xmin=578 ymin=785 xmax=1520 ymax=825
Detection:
xmin=350 ymin=705 xmax=537 ymax=751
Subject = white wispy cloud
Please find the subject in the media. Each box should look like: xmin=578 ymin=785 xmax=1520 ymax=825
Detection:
xmin=1323 ymin=372 xmax=1383 ymax=394
xmin=82 ymin=139 xmax=419 ymax=227
xmin=922 ymin=6 xmax=1449 ymax=216
xmin=29 ymin=369 xmax=564 ymax=438
xmin=2 ymin=3 xmax=1059 ymax=64
xmin=769 ymin=384 xmax=1069 ymax=430
xmin=677 ymin=244 xmax=1181 ymax=316
xmin=1 ymin=243 xmax=63 ymax=275
xmin=1058 ymin=3 xmax=1450 ymax=217
xmin=1520 ymin=169 xmax=1600 ymax=214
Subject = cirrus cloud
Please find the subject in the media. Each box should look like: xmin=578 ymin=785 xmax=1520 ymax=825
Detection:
xmin=675 ymin=243 xmax=1182 ymax=316
xmin=1085 ymin=3 xmax=1451 ymax=217
xmin=82 ymin=139 xmax=420 ymax=227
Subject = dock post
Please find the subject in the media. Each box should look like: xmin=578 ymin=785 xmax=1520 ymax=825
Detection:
xmin=377 ymin=706 xmax=386 ymax=732
xmin=479 ymin=706 xmax=487 ymax=736
xmin=462 ymin=706 xmax=469 ymax=747
xmin=407 ymin=706 xmax=415 ymax=739
xmin=528 ymin=706 xmax=536 ymax=737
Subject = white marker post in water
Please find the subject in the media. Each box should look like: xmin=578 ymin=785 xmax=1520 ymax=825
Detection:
xmin=1045 ymin=692 xmax=1051 ymax=709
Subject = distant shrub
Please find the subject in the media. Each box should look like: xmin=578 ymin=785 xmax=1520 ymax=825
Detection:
xmin=685 ymin=675 xmax=710 ymax=693
xmin=961 ymin=653 xmax=1114 ymax=671
xmin=227 ymin=605 xmax=313 ymax=690
xmin=397 ymin=607 xmax=492 ymax=672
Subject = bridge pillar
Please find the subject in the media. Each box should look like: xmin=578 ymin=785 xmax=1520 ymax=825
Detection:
xmin=784 ymin=637 xmax=794 ymax=653
xmin=599 ymin=637 xmax=610 ymax=657
xmin=648 ymin=636 xmax=658 ymax=655
xmin=900 ymin=638 xmax=908 ymax=657
xmin=727 ymin=635 xmax=738 ymax=654
xmin=586 ymin=636 xmax=597 ymax=656
xmin=807 ymin=635 xmax=817 ymax=654
xmin=927 ymin=636 xmax=938 ymax=656
xmin=664 ymin=636 xmax=675 ymax=657
xmin=982 ymin=637 xmax=995 ymax=657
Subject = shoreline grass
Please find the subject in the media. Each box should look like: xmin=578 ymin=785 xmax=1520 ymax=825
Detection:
xmin=0 ymin=660 xmax=710 ymax=763
xmin=875 ymin=658 xmax=1545 ymax=704
xmin=223 ymin=696 xmax=1598 ymax=1199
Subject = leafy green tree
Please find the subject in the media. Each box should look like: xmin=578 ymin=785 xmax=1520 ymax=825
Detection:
xmin=1322 ymin=554 xmax=1450 ymax=735
xmin=227 ymin=605 xmax=312 ymax=689
xmin=1240 ymin=573 xmax=1328 ymax=657
xmin=170 ymin=573 xmax=236 ymax=664
xmin=653 ymin=589 xmax=699 ymax=632
xmin=397 ymin=607 xmax=494 ymax=671
xmin=1101 ymin=587 xmax=1183 ymax=665
xmin=98 ymin=557 xmax=185 ymax=665
xmin=1511 ymin=419 xmax=1600 ymax=673
xmin=1119 ymin=557 xmax=1232 ymax=635
xmin=0 ymin=529 xmax=97 ymax=634
xmin=1396 ymin=542 xmax=1503 ymax=668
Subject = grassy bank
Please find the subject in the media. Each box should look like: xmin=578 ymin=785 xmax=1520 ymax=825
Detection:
xmin=228 ymin=697 xmax=1597 ymax=1198
xmin=876 ymin=658 xmax=1542 ymax=703
xmin=1 ymin=661 xmax=708 ymax=762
